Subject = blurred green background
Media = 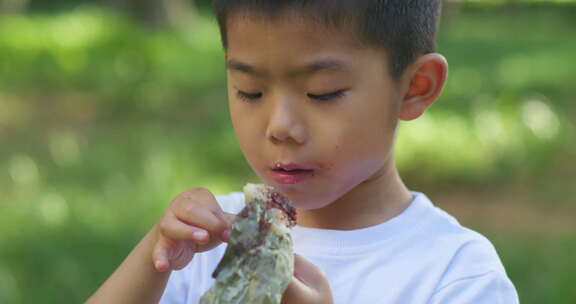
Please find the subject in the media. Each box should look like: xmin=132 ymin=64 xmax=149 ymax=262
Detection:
xmin=0 ymin=0 xmax=574 ymax=303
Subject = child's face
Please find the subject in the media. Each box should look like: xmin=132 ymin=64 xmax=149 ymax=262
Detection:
xmin=226 ymin=12 xmax=403 ymax=210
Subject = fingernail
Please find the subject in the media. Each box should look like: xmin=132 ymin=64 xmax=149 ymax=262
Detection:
xmin=193 ymin=230 xmax=208 ymax=240
xmin=222 ymin=229 xmax=231 ymax=242
xmin=155 ymin=260 xmax=166 ymax=272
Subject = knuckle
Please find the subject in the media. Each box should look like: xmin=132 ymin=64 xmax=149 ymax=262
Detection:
xmin=173 ymin=187 xmax=217 ymax=209
xmin=158 ymin=221 xmax=170 ymax=235
xmin=181 ymin=203 xmax=197 ymax=216
xmin=219 ymin=220 xmax=230 ymax=233
xmin=171 ymin=187 xmax=206 ymax=205
xmin=211 ymin=210 xmax=227 ymax=228
xmin=190 ymin=187 xmax=218 ymax=205
xmin=188 ymin=186 xmax=210 ymax=196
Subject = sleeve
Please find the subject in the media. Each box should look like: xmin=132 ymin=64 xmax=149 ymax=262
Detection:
xmin=214 ymin=192 xmax=245 ymax=214
xmin=428 ymin=237 xmax=520 ymax=304
xmin=428 ymin=270 xmax=519 ymax=304
xmin=158 ymin=268 xmax=190 ymax=304
xmin=158 ymin=243 xmax=229 ymax=304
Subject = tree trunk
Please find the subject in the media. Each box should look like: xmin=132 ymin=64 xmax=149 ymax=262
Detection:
xmin=103 ymin=0 xmax=196 ymax=29
xmin=0 ymin=0 xmax=30 ymax=14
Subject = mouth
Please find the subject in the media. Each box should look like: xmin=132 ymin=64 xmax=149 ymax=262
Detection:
xmin=270 ymin=163 xmax=316 ymax=184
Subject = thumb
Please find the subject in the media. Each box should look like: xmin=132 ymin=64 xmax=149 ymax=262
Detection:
xmin=293 ymin=253 xmax=327 ymax=289
xmin=223 ymin=212 xmax=236 ymax=226
xmin=221 ymin=212 xmax=236 ymax=242
xmin=282 ymin=254 xmax=333 ymax=304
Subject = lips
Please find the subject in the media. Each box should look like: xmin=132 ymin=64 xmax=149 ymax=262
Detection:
xmin=272 ymin=163 xmax=315 ymax=172
xmin=271 ymin=163 xmax=315 ymax=184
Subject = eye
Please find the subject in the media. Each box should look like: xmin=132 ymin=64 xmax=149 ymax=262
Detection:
xmin=307 ymin=90 xmax=347 ymax=101
xmin=236 ymin=90 xmax=262 ymax=102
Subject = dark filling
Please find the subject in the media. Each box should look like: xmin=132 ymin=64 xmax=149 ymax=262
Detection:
xmin=268 ymin=192 xmax=297 ymax=227
xmin=228 ymin=189 xmax=296 ymax=259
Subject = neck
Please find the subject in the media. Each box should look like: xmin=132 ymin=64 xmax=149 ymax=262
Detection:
xmin=296 ymin=161 xmax=412 ymax=230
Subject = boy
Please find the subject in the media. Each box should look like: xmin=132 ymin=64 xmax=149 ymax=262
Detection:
xmin=88 ymin=0 xmax=519 ymax=303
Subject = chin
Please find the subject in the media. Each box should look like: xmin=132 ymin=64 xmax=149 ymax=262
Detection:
xmin=257 ymin=171 xmax=338 ymax=210
xmin=282 ymin=191 xmax=333 ymax=211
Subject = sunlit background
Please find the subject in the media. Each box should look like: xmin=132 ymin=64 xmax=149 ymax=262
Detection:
xmin=0 ymin=0 xmax=574 ymax=303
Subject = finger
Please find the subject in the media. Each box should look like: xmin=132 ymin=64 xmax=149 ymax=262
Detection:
xmin=173 ymin=187 xmax=221 ymax=213
xmin=223 ymin=212 xmax=236 ymax=225
xmin=282 ymin=275 xmax=315 ymax=304
xmin=168 ymin=240 xmax=197 ymax=270
xmin=282 ymin=254 xmax=333 ymax=304
xmin=293 ymin=253 xmax=327 ymax=289
xmin=174 ymin=207 xmax=227 ymax=240
xmin=152 ymin=237 xmax=173 ymax=272
xmin=159 ymin=212 xmax=210 ymax=245
xmin=221 ymin=212 xmax=236 ymax=242
xmin=172 ymin=189 xmax=230 ymax=238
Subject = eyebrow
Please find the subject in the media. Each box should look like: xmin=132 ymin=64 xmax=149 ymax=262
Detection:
xmin=226 ymin=58 xmax=350 ymax=77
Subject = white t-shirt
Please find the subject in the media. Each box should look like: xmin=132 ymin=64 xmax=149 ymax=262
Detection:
xmin=159 ymin=191 xmax=519 ymax=304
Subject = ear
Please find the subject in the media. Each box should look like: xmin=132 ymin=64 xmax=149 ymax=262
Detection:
xmin=399 ymin=53 xmax=448 ymax=121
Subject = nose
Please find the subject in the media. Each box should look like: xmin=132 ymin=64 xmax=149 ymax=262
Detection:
xmin=265 ymin=99 xmax=308 ymax=145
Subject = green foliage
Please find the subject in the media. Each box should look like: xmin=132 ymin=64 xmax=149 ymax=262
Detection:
xmin=0 ymin=6 xmax=225 ymax=114
xmin=0 ymin=4 xmax=574 ymax=304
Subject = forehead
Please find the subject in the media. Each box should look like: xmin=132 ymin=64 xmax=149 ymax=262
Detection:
xmin=226 ymin=10 xmax=361 ymax=45
xmin=224 ymin=11 xmax=387 ymax=78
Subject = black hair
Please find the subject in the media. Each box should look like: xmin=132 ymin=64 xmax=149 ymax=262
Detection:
xmin=212 ymin=0 xmax=441 ymax=79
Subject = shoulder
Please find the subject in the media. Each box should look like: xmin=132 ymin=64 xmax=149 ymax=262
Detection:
xmin=418 ymin=193 xmax=507 ymax=274
xmin=415 ymin=192 xmax=519 ymax=302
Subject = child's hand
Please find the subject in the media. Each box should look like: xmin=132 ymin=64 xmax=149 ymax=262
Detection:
xmin=152 ymin=187 xmax=235 ymax=272
xmin=282 ymin=254 xmax=333 ymax=304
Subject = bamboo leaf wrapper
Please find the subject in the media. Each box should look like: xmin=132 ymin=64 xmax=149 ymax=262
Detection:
xmin=199 ymin=184 xmax=297 ymax=304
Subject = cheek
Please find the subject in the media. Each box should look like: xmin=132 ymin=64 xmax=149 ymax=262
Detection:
xmin=335 ymin=143 xmax=384 ymax=176
xmin=330 ymin=119 xmax=390 ymax=160
xmin=233 ymin=123 xmax=256 ymax=156
xmin=230 ymin=109 xmax=268 ymax=176
xmin=323 ymin=123 xmax=391 ymax=180
xmin=230 ymin=106 xmax=253 ymax=153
